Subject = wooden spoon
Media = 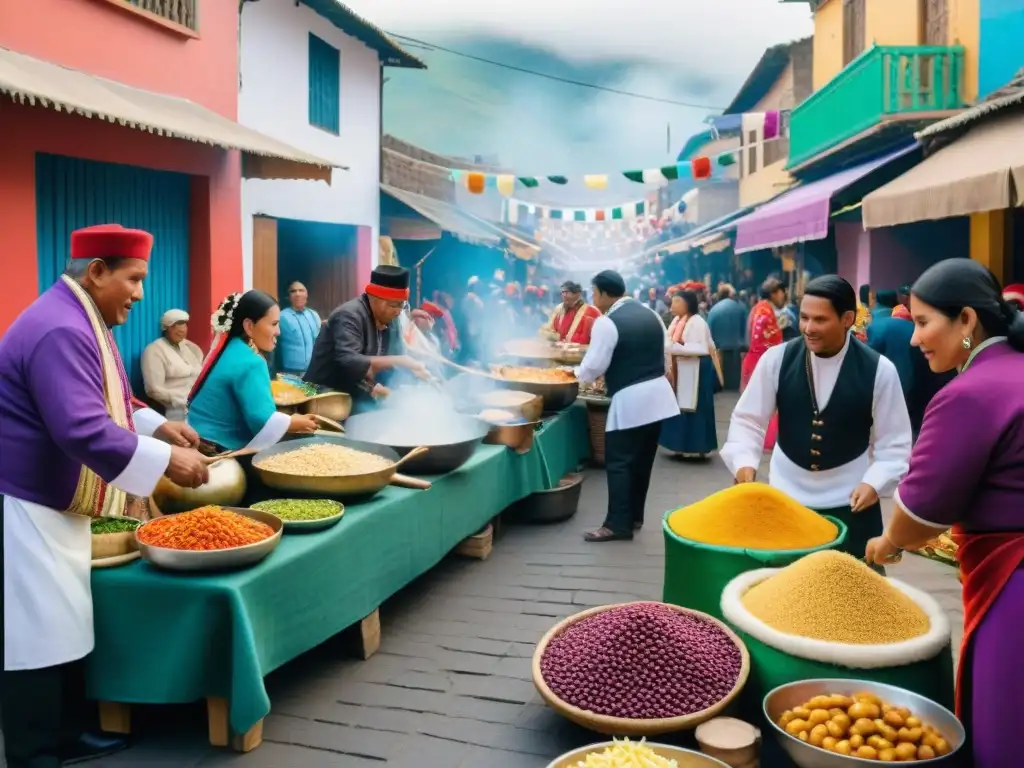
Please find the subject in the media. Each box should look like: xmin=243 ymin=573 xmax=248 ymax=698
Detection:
xmin=202 ymin=447 xmax=260 ymax=465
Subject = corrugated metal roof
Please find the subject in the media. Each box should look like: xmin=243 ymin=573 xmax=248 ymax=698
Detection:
xmin=0 ymin=46 xmax=341 ymax=181
xmin=382 ymin=185 xmax=500 ymax=246
xmin=299 ymin=0 xmax=425 ymax=69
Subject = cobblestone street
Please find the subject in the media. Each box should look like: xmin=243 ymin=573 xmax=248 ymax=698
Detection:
xmin=95 ymin=393 xmax=963 ymax=767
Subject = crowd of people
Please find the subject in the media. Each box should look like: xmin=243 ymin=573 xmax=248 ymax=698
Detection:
xmin=1 ymin=219 xmax=1022 ymax=767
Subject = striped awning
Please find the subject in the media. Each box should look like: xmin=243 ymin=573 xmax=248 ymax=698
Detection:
xmin=382 ymin=185 xmax=501 ymax=246
xmin=0 ymin=47 xmax=342 ymax=183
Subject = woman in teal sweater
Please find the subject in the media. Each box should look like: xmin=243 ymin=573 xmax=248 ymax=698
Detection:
xmin=188 ymin=291 xmax=317 ymax=451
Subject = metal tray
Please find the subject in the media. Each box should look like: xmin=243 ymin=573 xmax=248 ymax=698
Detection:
xmin=135 ymin=507 xmax=283 ymax=572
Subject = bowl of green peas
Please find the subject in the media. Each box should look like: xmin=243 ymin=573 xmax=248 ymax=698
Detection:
xmin=249 ymin=499 xmax=345 ymax=533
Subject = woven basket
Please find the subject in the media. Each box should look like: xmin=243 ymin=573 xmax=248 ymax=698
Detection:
xmin=584 ymin=399 xmax=609 ymax=466
xmin=532 ymin=602 xmax=751 ymax=736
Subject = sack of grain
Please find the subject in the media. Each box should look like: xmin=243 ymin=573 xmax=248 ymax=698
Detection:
xmin=661 ymin=486 xmax=849 ymax=622
xmin=720 ymin=552 xmax=954 ymax=714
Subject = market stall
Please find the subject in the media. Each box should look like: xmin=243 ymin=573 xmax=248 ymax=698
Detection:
xmin=87 ymin=403 xmax=590 ymax=751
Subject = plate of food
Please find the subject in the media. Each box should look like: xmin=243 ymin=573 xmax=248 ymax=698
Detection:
xmin=250 ymin=498 xmax=345 ymax=533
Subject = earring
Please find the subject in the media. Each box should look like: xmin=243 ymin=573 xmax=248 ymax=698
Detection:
xmin=247 ymin=338 xmax=259 ymax=353
xmin=962 ymin=336 xmax=972 ymax=350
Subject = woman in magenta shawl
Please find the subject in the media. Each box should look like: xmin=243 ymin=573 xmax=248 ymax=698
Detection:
xmin=742 ymin=284 xmax=784 ymax=450
xmin=866 ymin=259 xmax=1024 ymax=767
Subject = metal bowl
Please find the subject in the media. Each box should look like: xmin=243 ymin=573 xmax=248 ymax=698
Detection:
xmin=249 ymin=499 xmax=345 ymax=533
xmin=493 ymin=376 xmax=580 ymax=412
xmin=479 ymin=389 xmax=544 ymax=422
xmin=301 ymin=392 xmax=352 ymax=423
xmin=547 ymin=742 xmax=730 ymax=768
xmin=343 ymin=412 xmax=488 ymax=474
xmin=252 ymin=436 xmax=403 ymax=499
xmin=135 ymin=507 xmax=283 ymax=572
xmin=763 ymin=679 xmax=964 ymax=767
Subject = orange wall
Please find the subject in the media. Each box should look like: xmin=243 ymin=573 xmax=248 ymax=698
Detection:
xmin=0 ymin=0 xmax=238 ymax=117
xmin=0 ymin=104 xmax=242 ymax=350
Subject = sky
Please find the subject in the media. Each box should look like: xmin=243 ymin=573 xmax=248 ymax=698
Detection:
xmin=343 ymin=0 xmax=813 ymax=204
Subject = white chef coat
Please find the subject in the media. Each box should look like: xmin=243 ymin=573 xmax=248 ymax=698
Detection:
xmin=3 ymin=408 xmax=171 ymax=671
xmin=576 ymin=298 xmax=678 ymax=432
xmin=720 ymin=335 xmax=912 ymax=509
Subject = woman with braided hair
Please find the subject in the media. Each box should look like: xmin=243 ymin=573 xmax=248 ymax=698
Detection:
xmin=187 ymin=291 xmax=317 ymax=452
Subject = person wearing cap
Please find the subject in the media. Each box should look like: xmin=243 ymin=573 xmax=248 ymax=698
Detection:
xmin=141 ymin=309 xmax=204 ymax=421
xmin=541 ymin=280 xmax=601 ymax=345
xmin=305 ymin=265 xmax=429 ymax=411
xmin=459 ymin=276 xmax=485 ymax=364
xmin=0 ymin=224 xmax=210 ymax=766
xmin=576 ymin=270 xmax=679 ymax=542
xmin=422 ymin=299 xmax=458 ymax=359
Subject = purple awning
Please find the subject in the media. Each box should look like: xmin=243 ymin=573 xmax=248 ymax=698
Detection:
xmin=733 ymin=146 xmax=917 ymax=254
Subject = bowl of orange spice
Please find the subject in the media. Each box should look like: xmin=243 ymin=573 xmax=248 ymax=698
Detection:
xmin=135 ymin=505 xmax=283 ymax=572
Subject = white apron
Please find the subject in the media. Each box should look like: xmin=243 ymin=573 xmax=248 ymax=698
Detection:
xmin=3 ymin=496 xmax=93 ymax=670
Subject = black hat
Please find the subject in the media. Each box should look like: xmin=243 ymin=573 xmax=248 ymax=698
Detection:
xmin=366 ymin=265 xmax=410 ymax=300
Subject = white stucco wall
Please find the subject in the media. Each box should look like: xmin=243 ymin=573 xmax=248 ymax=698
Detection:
xmin=238 ymin=0 xmax=381 ymax=289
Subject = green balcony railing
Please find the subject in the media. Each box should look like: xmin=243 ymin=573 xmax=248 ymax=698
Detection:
xmin=787 ymin=45 xmax=965 ymax=168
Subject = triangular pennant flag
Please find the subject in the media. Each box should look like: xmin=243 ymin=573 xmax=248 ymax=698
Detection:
xmin=595 ymin=209 xmax=606 ymax=222
xmin=718 ymin=152 xmax=737 ymax=167
xmin=574 ymin=210 xmax=586 ymax=222
xmin=583 ymin=175 xmax=608 ymax=190
xmin=495 ymin=175 xmax=516 ymax=196
xmin=634 ymin=201 xmax=645 ymax=216
xmin=547 ymin=176 xmax=568 ymax=185
xmin=642 ymin=168 xmax=666 ymax=184
xmin=691 ymin=157 xmax=712 ymax=180
xmin=551 ymin=209 xmax=564 ymax=220
xmin=466 ymin=172 xmax=487 ymax=194
xmin=611 ymin=207 xmax=623 ymax=220
xmin=518 ymin=177 xmax=540 ymax=188
xmin=660 ymin=165 xmax=681 ymax=181
xmin=622 ymin=170 xmax=644 ymax=183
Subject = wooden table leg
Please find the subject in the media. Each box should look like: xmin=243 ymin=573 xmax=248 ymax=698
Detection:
xmin=206 ymin=696 xmax=264 ymax=752
xmin=358 ymin=608 xmax=381 ymax=660
xmin=98 ymin=702 xmax=131 ymax=734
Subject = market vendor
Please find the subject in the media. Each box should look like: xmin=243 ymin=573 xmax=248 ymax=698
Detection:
xmin=304 ymin=265 xmax=429 ymax=411
xmin=721 ymin=275 xmax=912 ymax=568
xmin=187 ymin=290 xmax=318 ymax=452
xmin=865 ymin=259 xmax=1024 ymax=767
xmin=0 ymin=224 xmax=210 ymax=767
xmin=540 ymin=280 xmax=601 ymax=345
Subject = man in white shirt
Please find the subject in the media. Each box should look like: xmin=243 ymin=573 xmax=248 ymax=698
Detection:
xmin=576 ymin=270 xmax=679 ymax=542
xmin=721 ymin=275 xmax=912 ymax=568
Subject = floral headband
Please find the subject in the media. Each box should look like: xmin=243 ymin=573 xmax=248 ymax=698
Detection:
xmin=211 ymin=292 xmax=242 ymax=334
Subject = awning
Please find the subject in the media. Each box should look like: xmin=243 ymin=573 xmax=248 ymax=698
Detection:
xmin=0 ymin=47 xmax=341 ymax=183
xmin=381 ymin=185 xmax=501 ymax=246
xmin=733 ymin=145 xmax=918 ymax=253
xmin=643 ymin=206 xmax=754 ymax=258
xmin=863 ymin=111 xmax=1024 ymax=229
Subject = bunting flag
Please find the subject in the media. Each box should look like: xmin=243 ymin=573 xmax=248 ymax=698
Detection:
xmin=505 ymin=197 xmax=652 ymax=226
xmin=442 ymin=112 xmax=786 ymax=196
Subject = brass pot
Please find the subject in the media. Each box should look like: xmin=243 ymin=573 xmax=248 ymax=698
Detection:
xmin=484 ymin=421 xmax=540 ymax=454
xmin=301 ymin=392 xmax=352 ymax=423
xmin=151 ymin=457 xmax=247 ymax=514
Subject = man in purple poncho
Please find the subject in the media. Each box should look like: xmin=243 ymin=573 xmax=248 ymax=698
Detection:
xmin=0 ymin=224 xmax=210 ymax=767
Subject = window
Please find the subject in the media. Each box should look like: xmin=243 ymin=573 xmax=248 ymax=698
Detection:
xmin=308 ymin=33 xmax=340 ymax=134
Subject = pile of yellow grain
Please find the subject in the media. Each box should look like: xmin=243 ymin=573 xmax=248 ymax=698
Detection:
xmin=667 ymin=484 xmax=838 ymax=550
xmin=741 ymin=551 xmax=930 ymax=644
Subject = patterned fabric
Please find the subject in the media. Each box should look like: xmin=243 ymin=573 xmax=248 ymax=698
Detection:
xmin=741 ymin=300 xmax=782 ymax=390
xmin=60 ymin=275 xmax=135 ymax=518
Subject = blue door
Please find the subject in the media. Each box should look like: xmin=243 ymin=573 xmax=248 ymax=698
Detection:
xmin=35 ymin=154 xmax=191 ymax=390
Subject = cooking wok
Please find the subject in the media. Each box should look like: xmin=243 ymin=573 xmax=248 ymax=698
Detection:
xmin=343 ymin=411 xmax=489 ymax=475
xmin=251 ymin=435 xmax=430 ymax=500
xmin=491 ymin=367 xmax=580 ymax=412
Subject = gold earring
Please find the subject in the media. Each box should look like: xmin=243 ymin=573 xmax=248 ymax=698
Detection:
xmin=247 ymin=338 xmax=259 ymax=353
xmin=962 ymin=336 xmax=972 ymax=350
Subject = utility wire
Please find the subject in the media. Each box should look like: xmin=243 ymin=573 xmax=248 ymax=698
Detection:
xmin=387 ymin=32 xmax=726 ymax=111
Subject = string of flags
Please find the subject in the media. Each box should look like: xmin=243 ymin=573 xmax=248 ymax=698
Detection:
xmin=505 ymin=197 xmax=654 ymax=224
xmin=451 ymin=110 xmax=784 ymax=196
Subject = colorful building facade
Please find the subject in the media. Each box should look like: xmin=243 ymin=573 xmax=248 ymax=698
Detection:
xmin=238 ymin=0 xmax=423 ymax=318
xmin=0 ymin=0 xmax=329 ymax=384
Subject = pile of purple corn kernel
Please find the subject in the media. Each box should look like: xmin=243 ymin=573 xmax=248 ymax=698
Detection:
xmin=539 ymin=602 xmax=743 ymax=720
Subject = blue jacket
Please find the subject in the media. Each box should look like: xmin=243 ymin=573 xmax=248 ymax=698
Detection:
xmin=867 ymin=315 xmax=915 ymax=395
xmin=278 ymin=307 xmax=322 ymax=373
xmin=706 ymin=298 xmax=748 ymax=350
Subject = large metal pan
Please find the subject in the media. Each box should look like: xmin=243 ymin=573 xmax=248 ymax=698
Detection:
xmin=491 ymin=373 xmax=580 ymax=412
xmin=343 ymin=411 xmax=489 ymax=474
xmin=251 ymin=436 xmax=430 ymax=500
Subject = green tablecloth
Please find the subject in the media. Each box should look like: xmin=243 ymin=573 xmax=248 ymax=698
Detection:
xmin=88 ymin=404 xmax=589 ymax=734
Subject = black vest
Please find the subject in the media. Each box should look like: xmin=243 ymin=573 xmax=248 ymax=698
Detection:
xmin=777 ymin=336 xmax=879 ymax=472
xmin=604 ymin=300 xmax=667 ymax=397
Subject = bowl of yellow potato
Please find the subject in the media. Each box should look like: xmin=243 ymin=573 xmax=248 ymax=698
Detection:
xmin=764 ymin=679 xmax=964 ymax=766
